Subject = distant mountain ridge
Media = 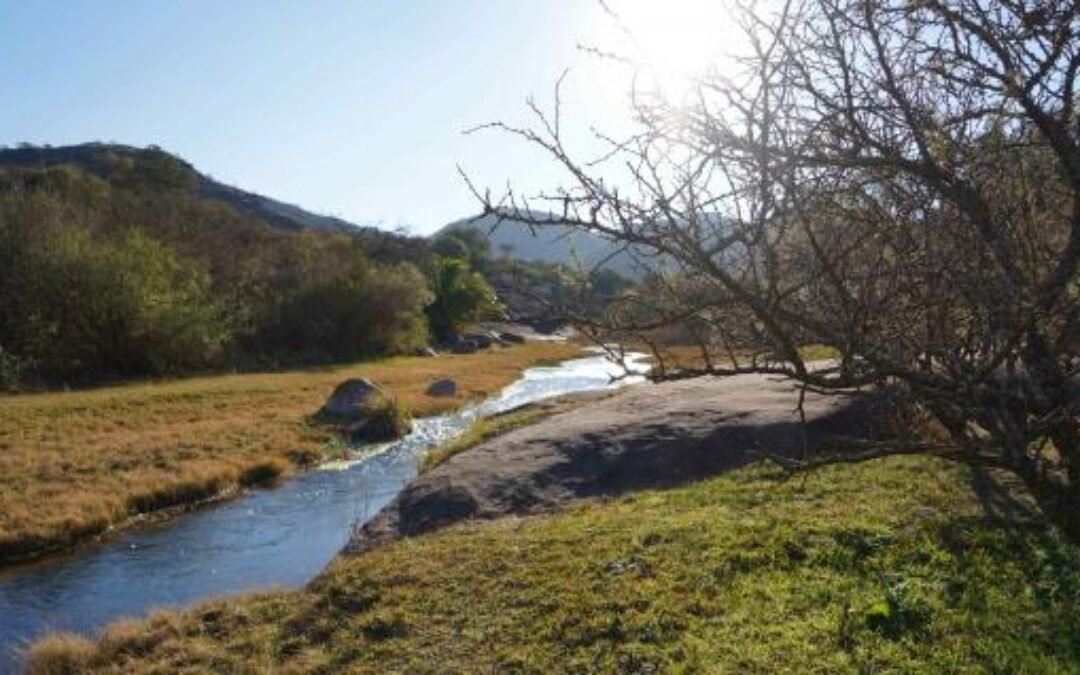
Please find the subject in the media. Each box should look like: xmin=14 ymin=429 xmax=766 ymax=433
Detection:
xmin=441 ymin=210 xmax=643 ymax=277
xmin=0 ymin=143 xmax=360 ymax=233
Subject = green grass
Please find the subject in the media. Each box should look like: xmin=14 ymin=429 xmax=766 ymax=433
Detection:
xmin=29 ymin=454 xmax=1080 ymax=673
xmin=798 ymin=344 xmax=842 ymax=361
xmin=420 ymin=406 xmax=557 ymax=474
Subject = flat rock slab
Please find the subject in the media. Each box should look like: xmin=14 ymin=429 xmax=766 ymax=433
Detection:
xmin=348 ymin=373 xmax=872 ymax=552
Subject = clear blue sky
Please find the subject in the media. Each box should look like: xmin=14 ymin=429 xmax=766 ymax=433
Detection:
xmin=0 ymin=1 xmax=735 ymax=234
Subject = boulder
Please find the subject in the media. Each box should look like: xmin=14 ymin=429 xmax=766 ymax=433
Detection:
xmin=451 ymin=339 xmax=478 ymax=354
xmin=317 ymin=378 xmax=384 ymax=421
xmin=426 ymin=378 xmax=457 ymax=397
xmin=464 ymin=332 xmax=493 ymax=349
xmin=499 ymin=331 xmax=526 ymax=344
xmin=316 ymin=378 xmax=412 ymax=443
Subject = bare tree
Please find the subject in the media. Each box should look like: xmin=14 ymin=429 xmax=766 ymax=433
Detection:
xmin=471 ymin=0 xmax=1080 ymax=522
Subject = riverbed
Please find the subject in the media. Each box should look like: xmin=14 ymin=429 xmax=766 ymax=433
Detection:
xmin=0 ymin=351 xmax=648 ymax=672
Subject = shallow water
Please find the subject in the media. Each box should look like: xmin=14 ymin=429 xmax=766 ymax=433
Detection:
xmin=0 ymin=351 xmax=648 ymax=672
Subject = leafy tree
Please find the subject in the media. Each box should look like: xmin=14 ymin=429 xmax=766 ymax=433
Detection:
xmin=431 ymin=229 xmax=493 ymax=275
xmin=425 ymin=256 xmax=503 ymax=342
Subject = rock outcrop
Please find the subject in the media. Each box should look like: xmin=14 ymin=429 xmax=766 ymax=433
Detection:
xmin=349 ymin=373 xmax=874 ymax=552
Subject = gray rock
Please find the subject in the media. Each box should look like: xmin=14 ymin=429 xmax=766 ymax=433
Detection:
xmin=451 ymin=339 xmax=478 ymax=354
xmin=499 ymin=331 xmax=526 ymax=344
xmin=464 ymin=332 xmax=493 ymax=349
xmin=317 ymin=378 xmax=384 ymax=421
xmin=426 ymin=378 xmax=457 ymax=397
xmin=349 ymin=373 xmax=875 ymax=552
xmin=418 ymin=346 xmax=438 ymax=357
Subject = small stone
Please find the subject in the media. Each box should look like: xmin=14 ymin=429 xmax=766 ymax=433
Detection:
xmin=426 ymin=379 xmax=457 ymax=397
xmin=464 ymin=332 xmax=493 ymax=349
xmin=451 ymin=339 xmax=478 ymax=354
xmin=499 ymin=331 xmax=526 ymax=344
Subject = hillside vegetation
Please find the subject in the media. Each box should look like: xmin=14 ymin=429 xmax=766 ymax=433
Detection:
xmin=28 ymin=454 xmax=1080 ymax=673
xmin=0 ymin=144 xmax=436 ymax=389
xmin=0 ymin=341 xmax=581 ymax=564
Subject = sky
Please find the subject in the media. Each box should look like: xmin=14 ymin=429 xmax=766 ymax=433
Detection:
xmin=0 ymin=1 xmax=738 ymax=234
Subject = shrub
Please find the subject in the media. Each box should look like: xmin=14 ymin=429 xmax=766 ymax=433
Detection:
xmin=425 ymin=255 xmax=503 ymax=342
xmin=9 ymin=227 xmax=229 ymax=380
xmin=0 ymin=345 xmax=28 ymax=390
xmin=348 ymin=394 xmax=412 ymax=444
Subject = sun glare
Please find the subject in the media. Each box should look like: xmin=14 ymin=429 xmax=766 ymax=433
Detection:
xmin=604 ymin=0 xmax=741 ymax=102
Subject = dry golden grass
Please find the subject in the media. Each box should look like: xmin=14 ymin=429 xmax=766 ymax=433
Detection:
xmin=23 ymin=633 xmax=96 ymax=675
xmin=0 ymin=342 xmax=582 ymax=564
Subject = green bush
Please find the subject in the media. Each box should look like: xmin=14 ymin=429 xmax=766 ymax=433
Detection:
xmin=425 ymin=255 xmax=503 ymax=342
xmin=8 ymin=227 xmax=228 ymax=379
xmin=0 ymin=345 xmax=27 ymax=391
xmin=348 ymin=394 xmax=412 ymax=443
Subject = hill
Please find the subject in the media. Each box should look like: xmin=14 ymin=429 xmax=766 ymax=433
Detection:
xmin=441 ymin=211 xmax=643 ymax=278
xmin=0 ymin=142 xmax=360 ymax=234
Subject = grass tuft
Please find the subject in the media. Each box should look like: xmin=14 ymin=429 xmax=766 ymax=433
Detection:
xmin=23 ymin=633 xmax=96 ymax=675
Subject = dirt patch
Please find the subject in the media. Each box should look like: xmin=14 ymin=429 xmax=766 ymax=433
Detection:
xmin=349 ymin=373 xmax=874 ymax=551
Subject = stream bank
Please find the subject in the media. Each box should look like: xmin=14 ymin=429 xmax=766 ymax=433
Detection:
xmin=0 ymin=351 xmax=648 ymax=673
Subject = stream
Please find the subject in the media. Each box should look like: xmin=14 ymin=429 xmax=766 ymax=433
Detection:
xmin=0 ymin=350 xmax=648 ymax=672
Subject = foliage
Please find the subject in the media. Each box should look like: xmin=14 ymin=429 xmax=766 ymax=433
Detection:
xmin=431 ymin=227 xmax=493 ymax=274
xmin=3 ymin=224 xmax=228 ymax=380
xmin=0 ymin=152 xmax=436 ymax=385
xmin=424 ymin=255 xmax=503 ymax=341
xmin=0 ymin=346 xmax=28 ymax=391
xmin=485 ymin=255 xmax=635 ymax=322
xmin=34 ymin=455 xmax=1080 ymax=672
xmin=349 ymin=393 xmax=412 ymax=443
xmin=249 ymin=256 xmax=431 ymax=364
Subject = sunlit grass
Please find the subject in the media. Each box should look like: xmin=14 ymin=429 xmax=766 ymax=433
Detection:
xmin=420 ymin=407 xmax=551 ymax=474
xmin=0 ymin=342 xmax=582 ymax=563
xmin=418 ymin=394 xmax=604 ymax=474
xmin=35 ymin=454 xmax=1080 ymax=673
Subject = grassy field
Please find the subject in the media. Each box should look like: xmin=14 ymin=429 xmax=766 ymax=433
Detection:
xmin=28 ymin=454 xmax=1080 ymax=673
xmin=0 ymin=342 xmax=582 ymax=564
